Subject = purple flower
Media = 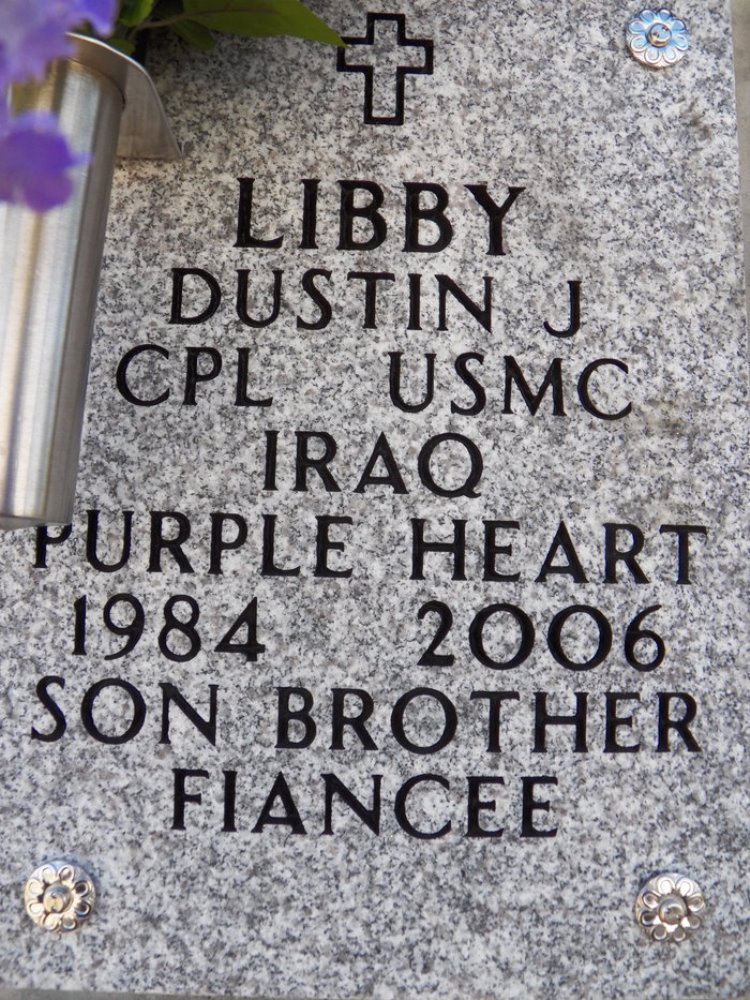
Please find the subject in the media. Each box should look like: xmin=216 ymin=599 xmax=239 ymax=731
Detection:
xmin=0 ymin=0 xmax=116 ymax=210
xmin=0 ymin=0 xmax=117 ymax=88
xmin=0 ymin=112 xmax=86 ymax=211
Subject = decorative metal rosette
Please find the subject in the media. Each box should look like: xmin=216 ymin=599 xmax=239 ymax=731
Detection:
xmin=24 ymin=860 xmax=96 ymax=932
xmin=634 ymin=872 xmax=705 ymax=942
xmin=626 ymin=9 xmax=690 ymax=69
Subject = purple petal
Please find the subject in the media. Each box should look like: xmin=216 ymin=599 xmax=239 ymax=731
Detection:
xmin=12 ymin=110 xmax=66 ymax=132
xmin=3 ymin=24 xmax=72 ymax=82
xmin=0 ymin=0 xmax=116 ymax=87
xmin=70 ymin=0 xmax=118 ymax=35
xmin=0 ymin=116 xmax=86 ymax=211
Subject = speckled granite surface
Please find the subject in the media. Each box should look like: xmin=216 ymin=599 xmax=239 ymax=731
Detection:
xmin=1 ymin=2 xmax=749 ymax=997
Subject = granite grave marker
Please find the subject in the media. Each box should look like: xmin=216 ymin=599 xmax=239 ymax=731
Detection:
xmin=1 ymin=1 xmax=749 ymax=997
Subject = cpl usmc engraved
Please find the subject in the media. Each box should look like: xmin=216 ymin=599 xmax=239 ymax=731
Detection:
xmin=634 ymin=873 xmax=706 ymax=943
xmin=24 ymin=860 xmax=96 ymax=932
xmin=626 ymin=9 xmax=690 ymax=68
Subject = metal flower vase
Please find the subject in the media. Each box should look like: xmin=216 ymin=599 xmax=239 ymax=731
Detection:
xmin=0 ymin=34 xmax=179 ymax=530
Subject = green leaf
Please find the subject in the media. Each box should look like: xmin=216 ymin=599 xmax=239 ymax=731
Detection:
xmin=117 ymin=0 xmax=155 ymax=27
xmin=151 ymin=0 xmax=183 ymax=16
xmin=107 ymin=35 xmax=137 ymax=54
xmin=181 ymin=0 xmax=344 ymax=46
xmin=172 ymin=18 xmax=216 ymax=49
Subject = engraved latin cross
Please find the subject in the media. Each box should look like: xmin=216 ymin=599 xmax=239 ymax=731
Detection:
xmin=336 ymin=13 xmax=434 ymax=126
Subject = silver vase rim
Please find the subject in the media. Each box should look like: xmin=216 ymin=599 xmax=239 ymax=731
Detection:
xmin=67 ymin=32 xmax=181 ymax=160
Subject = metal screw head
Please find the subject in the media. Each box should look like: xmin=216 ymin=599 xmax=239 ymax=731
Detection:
xmin=635 ymin=873 xmax=705 ymax=943
xmin=24 ymin=860 xmax=96 ymax=932
xmin=626 ymin=9 xmax=690 ymax=68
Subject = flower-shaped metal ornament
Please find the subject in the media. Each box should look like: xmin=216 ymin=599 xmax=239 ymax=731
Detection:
xmin=626 ymin=9 xmax=690 ymax=69
xmin=634 ymin=872 xmax=706 ymax=942
xmin=24 ymin=860 xmax=96 ymax=932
